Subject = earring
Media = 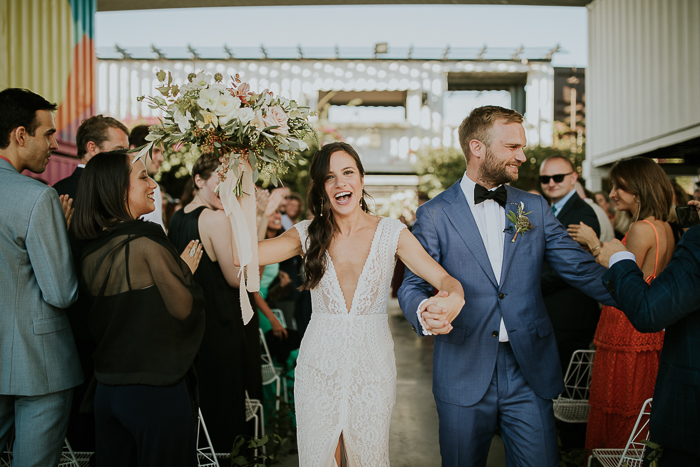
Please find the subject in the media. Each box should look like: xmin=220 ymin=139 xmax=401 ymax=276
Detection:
xmin=320 ymin=197 xmax=324 ymax=217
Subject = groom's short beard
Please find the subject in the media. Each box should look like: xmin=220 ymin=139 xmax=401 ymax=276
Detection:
xmin=479 ymin=146 xmax=518 ymax=187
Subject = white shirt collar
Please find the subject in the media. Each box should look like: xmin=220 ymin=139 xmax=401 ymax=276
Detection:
xmin=552 ymin=188 xmax=577 ymax=215
xmin=459 ymin=171 xmax=506 ymax=208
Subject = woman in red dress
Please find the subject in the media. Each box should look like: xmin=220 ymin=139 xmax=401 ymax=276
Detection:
xmin=568 ymin=157 xmax=675 ymax=450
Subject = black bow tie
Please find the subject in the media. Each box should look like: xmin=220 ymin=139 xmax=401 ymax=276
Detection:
xmin=474 ymin=184 xmax=507 ymax=208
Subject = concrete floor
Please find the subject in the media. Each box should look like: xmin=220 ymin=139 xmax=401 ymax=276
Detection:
xmin=278 ymin=298 xmax=507 ymax=466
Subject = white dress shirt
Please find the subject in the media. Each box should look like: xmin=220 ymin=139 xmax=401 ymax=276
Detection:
xmin=419 ymin=172 xmax=509 ymax=342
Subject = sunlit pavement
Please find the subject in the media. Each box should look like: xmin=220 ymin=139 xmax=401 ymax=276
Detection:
xmin=278 ymin=298 xmax=506 ymax=466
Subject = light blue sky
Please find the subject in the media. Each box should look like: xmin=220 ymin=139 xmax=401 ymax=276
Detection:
xmin=96 ymin=5 xmax=588 ymax=67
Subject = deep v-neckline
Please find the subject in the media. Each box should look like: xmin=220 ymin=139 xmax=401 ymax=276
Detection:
xmin=326 ymin=217 xmax=384 ymax=315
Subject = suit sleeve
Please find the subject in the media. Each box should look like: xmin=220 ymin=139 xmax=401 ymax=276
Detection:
xmin=539 ymin=195 xmax=615 ymax=306
xmin=541 ymin=199 xmax=601 ymax=295
xmin=397 ymin=204 xmax=440 ymax=336
xmin=602 ymin=226 xmax=700 ymax=332
xmin=26 ymin=188 xmax=78 ymax=309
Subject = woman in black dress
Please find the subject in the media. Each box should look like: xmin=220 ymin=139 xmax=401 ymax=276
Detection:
xmin=168 ymin=154 xmax=267 ymax=451
xmin=72 ymin=150 xmax=205 ymax=467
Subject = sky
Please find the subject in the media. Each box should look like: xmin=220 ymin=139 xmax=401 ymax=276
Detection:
xmin=96 ymin=4 xmax=588 ymax=68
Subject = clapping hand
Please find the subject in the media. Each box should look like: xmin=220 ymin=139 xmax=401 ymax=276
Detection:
xmin=59 ymin=194 xmax=74 ymax=230
xmin=256 ymin=189 xmax=270 ymax=218
xmin=265 ymin=187 xmax=290 ymax=217
xmin=419 ymin=290 xmax=465 ymax=335
xmin=180 ymin=240 xmax=203 ymax=274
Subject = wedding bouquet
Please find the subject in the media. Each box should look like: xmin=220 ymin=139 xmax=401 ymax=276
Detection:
xmin=138 ymin=70 xmax=315 ymax=189
xmin=138 ymin=70 xmax=316 ymax=324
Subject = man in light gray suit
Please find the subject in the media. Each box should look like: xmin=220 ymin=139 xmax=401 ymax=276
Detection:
xmin=0 ymin=88 xmax=83 ymax=466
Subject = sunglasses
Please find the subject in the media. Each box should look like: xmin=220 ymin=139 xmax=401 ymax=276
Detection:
xmin=539 ymin=172 xmax=573 ymax=184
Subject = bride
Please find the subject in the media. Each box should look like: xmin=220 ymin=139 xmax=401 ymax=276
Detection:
xmin=257 ymin=142 xmax=464 ymax=467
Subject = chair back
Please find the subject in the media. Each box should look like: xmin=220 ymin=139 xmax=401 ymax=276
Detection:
xmin=196 ymin=408 xmax=220 ymax=467
xmin=561 ymin=350 xmax=595 ymax=400
xmin=618 ymin=398 xmax=653 ymax=465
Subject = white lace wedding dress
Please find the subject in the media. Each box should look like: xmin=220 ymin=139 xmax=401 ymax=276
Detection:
xmin=293 ymin=217 xmax=406 ymax=467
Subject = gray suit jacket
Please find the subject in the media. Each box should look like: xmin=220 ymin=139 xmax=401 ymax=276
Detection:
xmin=0 ymin=159 xmax=83 ymax=396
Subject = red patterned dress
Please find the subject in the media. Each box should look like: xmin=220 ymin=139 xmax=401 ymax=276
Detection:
xmin=585 ymin=220 xmax=665 ymax=450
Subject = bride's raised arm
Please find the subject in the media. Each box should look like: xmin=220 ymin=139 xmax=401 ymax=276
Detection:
xmin=258 ymin=227 xmax=304 ymax=266
xmin=396 ymin=228 xmax=464 ymax=324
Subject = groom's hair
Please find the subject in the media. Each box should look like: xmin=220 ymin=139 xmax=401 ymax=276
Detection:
xmin=458 ymin=106 xmax=523 ymax=162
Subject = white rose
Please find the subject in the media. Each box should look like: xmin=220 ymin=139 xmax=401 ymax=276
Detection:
xmin=196 ymin=110 xmax=219 ymax=129
xmin=219 ymin=106 xmax=255 ymax=127
xmin=173 ymin=109 xmax=192 ymax=133
xmin=234 ymin=107 xmax=255 ymax=124
xmin=197 ymin=88 xmax=221 ymax=112
xmin=209 ymin=83 xmax=226 ymax=93
xmin=252 ymin=109 xmax=266 ymax=131
xmin=214 ymin=95 xmax=241 ymax=116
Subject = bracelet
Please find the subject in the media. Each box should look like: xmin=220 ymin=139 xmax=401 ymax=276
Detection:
xmin=592 ymin=244 xmax=602 ymax=253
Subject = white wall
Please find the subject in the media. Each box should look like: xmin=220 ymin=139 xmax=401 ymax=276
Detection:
xmin=585 ymin=0 xmax=700 ymax=186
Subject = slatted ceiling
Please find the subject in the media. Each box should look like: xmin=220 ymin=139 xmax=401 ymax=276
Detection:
xmin=586 ymin=0 xmax=700 ymax=166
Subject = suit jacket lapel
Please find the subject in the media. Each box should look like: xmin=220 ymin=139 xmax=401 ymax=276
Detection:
xmin=500 ymin=186 xmax=523 ymax=285
xmin=442 ymin=183 xmax=498 ymax=288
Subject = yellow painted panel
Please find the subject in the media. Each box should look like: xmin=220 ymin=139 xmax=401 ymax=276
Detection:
xmin=1 ymin=0 xmax=73 ymax=104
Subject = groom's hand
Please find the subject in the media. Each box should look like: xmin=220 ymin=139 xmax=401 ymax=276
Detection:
xmin=419 ymin=290 xmax=463 ymax=334
xmin=420 ymin=290 xmax=464 ymax=323
xmin=595 ymin=239 xmax=627 ymax=268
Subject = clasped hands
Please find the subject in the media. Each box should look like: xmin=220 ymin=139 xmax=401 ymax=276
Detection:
xmin=418 ymin=290 xmax=464 ymax=335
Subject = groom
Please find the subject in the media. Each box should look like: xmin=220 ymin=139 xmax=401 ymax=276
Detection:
xmin=398 ymin=106 xmax=614 ymax=466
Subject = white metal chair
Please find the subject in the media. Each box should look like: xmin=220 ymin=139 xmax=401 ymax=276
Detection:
xmin=259 ymin=328 xmax=287 ymax=410
xmin=2 ymin=437 xmax=91 ymax=467
xmin=245 ymin=391 xmax=265 ymax=456
xmin=245 ymin=391 xmax=265 ymax=440
xmin=553 ymin=349 xmax=596 ymax=423
xmin=196 ymin=408 xmax=220 ymax=467
xmin=587 ymin=398 xmax=653 ymax=467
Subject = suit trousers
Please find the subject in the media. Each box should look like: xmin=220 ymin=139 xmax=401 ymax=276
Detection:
xmin=0 ymin=389 xmax=73 ymax=467
xmin=435 ymin=342 xmax=558 ymax=467
xmin=94 ymin=379 xmax=196 ymax=467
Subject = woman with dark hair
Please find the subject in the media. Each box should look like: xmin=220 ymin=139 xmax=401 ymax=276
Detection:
xmin=167 ymin=154 xmax=265 ymax=452
xmin=568 ymin=156 xmax=675 ymax=451
xmin=73 ymin=150 xmax=205 ymax=467
xmin=253 ymin=142 xmax=464 ymax=466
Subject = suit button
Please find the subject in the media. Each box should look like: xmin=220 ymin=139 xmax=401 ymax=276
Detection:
xmin=492 ymin=331 xmax=499 ymax=337
xmin=498 ymin=293 xmax=505 ymax=299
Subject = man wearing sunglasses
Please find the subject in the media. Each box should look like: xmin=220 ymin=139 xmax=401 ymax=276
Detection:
xmin=539 ymin=155 xmax=602 ymax=449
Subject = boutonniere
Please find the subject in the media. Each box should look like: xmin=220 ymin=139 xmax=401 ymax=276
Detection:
xmin=506 ymin=202 xmax=534 ymax=243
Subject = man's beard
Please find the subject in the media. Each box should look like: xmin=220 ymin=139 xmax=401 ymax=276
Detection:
xmin=479 ymin=147 xmax=518 ymax=187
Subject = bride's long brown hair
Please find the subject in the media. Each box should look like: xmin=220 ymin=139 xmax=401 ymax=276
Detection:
xmin=302 ymin=142 xmax=371 ymax=290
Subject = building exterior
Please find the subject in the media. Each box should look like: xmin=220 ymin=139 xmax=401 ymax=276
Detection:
xmin=584 ymin=0 xmax=700 ymax=188
xmin=96 ymin=45 xmax=557 ymax=177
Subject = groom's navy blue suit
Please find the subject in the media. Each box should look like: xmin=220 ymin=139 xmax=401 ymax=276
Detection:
xmin=399 ymin=181 xmax=614 ymax=466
